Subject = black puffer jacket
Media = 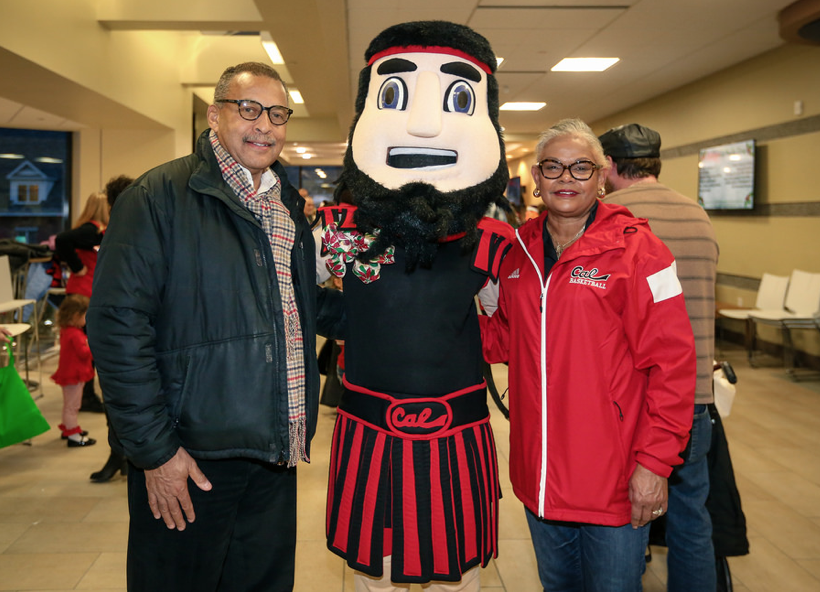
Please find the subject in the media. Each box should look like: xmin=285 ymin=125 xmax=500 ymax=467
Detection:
xmin=88 ymin=130 xmax=344 ymax=469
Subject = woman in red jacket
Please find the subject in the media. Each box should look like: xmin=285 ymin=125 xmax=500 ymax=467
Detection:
xmin=481 ymin=119 xmax=696 ymax=591
xmin=54 ymin=191 xmax=109 ymax=413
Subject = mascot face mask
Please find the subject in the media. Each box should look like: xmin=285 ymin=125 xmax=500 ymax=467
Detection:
xmin=337 ymin=21 xmax=508 ymax=269
xmin=351 ymin=48 xmax=501 ymax=193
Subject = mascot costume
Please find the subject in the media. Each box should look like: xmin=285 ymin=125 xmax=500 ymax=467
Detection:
xmin=319 ymin=21 xmax=513 ymax=589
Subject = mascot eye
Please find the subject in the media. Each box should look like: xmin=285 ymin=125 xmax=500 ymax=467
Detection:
xmin=443 ymin=80 xmax=475 ymax=115
xmin=378 ymin=77 xmax=408 ymax=110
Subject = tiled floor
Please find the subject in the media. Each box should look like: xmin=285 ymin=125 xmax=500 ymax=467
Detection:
xmin=1 ymin=343 xmax=819 ymax=591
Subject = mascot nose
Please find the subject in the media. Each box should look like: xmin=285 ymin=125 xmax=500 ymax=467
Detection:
xmin=406 ymin=71 xmax=442 ymax=138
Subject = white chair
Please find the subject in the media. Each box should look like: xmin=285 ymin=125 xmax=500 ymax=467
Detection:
xmin=34 ymin=261 xmax=67 ymax=350
xmin=748 ymin=269 xmax=820 ymax=378
xmin=718 ymin=273 xmax=790 ymax=363
xmin=0 ymin=256 xmax=40 ymax=394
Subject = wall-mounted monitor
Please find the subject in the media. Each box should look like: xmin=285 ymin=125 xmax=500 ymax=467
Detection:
xmin=506 ymin=176 xmax=522 ymax=206
xmin=697 ymin=139 xmax=755 ymax=210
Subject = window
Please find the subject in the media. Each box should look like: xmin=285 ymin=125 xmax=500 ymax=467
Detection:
xmin=283 ymin=165 xmax=342 ymax=206
xmin=12 ymin=182 xmax=43 ymax=205
xmin=0 ymin=128 xmax=71 ymax=244
xmin=13 ymin=226 xmax=38 ymax=243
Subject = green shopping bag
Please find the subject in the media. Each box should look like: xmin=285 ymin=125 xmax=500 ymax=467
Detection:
xmin=0 ymin=337 xmax=50 ymax=449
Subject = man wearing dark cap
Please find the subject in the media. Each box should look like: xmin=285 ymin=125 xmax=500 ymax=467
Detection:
xmin=600 ymin=123 xmax=719 ymax=592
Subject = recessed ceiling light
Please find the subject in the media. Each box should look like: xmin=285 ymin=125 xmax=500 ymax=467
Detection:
xmin=551 ymin=58 xmax=619 ymax=72
xmin=496 ymin=57 xmax=504 ymax=68
xmin=295 ymin=147 xmax=307 ymax=154
xmin=301 ymin=154 xmax=312 ymax=160
xmin=260 ymin=32 xmax=284 ymax=65
xmin=35 ymin=157 xmax=63 ymax=164
xmin=500 ymin=102 xmax=546 ymax=111
xmin=0 ymin=153 xmax=24 ymax=159
xmin=289 ymin=90 xmax=304 ymax=104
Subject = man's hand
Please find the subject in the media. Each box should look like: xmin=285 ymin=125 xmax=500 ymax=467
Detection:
xmin=144 ymin=447 xmax=212 ymax=531
xmin=628 ymin=462 xmax=667 ymax=529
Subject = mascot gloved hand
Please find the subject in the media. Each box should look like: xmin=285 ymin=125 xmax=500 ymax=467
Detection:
xmin=321 ymin=20 xmax=514 ymax=589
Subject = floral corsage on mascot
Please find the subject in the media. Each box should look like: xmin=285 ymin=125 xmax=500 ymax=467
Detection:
xmin=320 ymin=20 xmax=514 ymax=589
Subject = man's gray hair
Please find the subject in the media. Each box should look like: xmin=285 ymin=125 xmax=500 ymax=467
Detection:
xmin=213 ymin=62 xmax=288 ymax=103
xmin=535 ymin=118 xmax=608 ymax=170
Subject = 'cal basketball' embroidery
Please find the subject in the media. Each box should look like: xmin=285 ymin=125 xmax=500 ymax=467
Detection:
xmin=568 ymin=265 xmax=612 ymax=290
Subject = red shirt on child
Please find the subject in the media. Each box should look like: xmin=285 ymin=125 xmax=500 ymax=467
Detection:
xmin=51 ymin=326 xmax=95 ymax=386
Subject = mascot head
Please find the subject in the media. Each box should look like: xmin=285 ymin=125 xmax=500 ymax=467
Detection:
xmin=339 ymin=20 xmax=509 ymax=269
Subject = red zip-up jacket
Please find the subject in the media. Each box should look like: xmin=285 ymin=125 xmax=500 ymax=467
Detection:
xmin=481 ymin=202 xmax=695 ymax=526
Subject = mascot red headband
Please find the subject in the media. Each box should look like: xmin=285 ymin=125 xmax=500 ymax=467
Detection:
xmin=367 ymin=45 xmax=493 ymax=75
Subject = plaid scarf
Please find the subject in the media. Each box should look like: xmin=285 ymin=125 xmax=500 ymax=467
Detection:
xmin=210 ymin=131 xmax=307 ymax=466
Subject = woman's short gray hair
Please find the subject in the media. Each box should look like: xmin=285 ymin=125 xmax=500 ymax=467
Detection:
xmin=535 ymin=118 xmax=608 ymax=171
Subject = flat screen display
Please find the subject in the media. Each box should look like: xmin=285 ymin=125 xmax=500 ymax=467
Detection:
xmin=697 ymin=139 xmax=755 ymax=210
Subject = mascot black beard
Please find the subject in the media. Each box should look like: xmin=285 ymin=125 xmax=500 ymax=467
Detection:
xmin=319 ymin=21 xmax=514 ymax=589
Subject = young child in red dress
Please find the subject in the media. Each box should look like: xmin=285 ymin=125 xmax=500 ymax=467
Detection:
xmin=51 ymin=294 xmax=96 ymax=447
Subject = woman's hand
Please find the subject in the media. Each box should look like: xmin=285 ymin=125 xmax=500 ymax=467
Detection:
xmin=74 ymin=266 xmax=89 ymax=277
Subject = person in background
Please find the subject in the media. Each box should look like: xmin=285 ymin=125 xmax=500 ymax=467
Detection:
xmin=51 ymin=294 xmax=96 ymax=447
xmin=88 ymin=174 xmax=134 ymax=483
xmin=87 ymin=61 xmax=343 ymax=592
xmin=300 ymin=188 xmax=317 ymax=223
xmin=599 ymin=123 xmax=719 ymax=592
xmin=481 ymin=118 xmax=696 ymax=591
xmin=54 ymin=191 xmax=110 ymax=413
xmin=104 ymin=175 xmax=135 ymax=211
xmin=523 ymin=203 xmax=541 ymax=221
xmin=317 ymin=275 xmax=345 ymax=409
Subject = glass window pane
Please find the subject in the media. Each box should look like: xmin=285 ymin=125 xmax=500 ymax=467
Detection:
xmin=282 ymin=165 xmax=343 ymax=207
xmin=0 ymin=128 xmax=71 ymax=244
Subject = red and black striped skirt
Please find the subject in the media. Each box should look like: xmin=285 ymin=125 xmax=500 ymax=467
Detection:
xmin=326 ymin=380 xmax=500 ymax=584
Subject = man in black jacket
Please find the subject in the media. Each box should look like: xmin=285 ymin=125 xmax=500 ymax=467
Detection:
xmin=87 ymin=62 xmax=343 ymax=592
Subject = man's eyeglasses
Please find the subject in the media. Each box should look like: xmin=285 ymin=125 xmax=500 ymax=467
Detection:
xmin=537 ymin=158 xmax=600 ymax=181
xmin=217 ymin=99 xmax=293 ymax=126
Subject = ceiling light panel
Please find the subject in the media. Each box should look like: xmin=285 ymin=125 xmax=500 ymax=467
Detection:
xmin=551 ymin=58 xmax=620 ymax=72
xmin=500 ymin=102 xmax=546 ymax=111
xmin=260 ymin=32 xmax=284 ymax=64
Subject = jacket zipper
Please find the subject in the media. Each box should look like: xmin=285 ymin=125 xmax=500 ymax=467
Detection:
xmin=254 ymin=236 xmax=284 ymax=463
xmin=515 ymin=228 xmax=551 ymax=518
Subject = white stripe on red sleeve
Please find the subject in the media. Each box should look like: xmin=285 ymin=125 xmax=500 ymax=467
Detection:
xmin=647 ymin=261 xmax=683 ymax=303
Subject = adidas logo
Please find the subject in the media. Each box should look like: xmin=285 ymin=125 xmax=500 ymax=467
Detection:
xmin=507 ymin=268 xmax=520 ymax=279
